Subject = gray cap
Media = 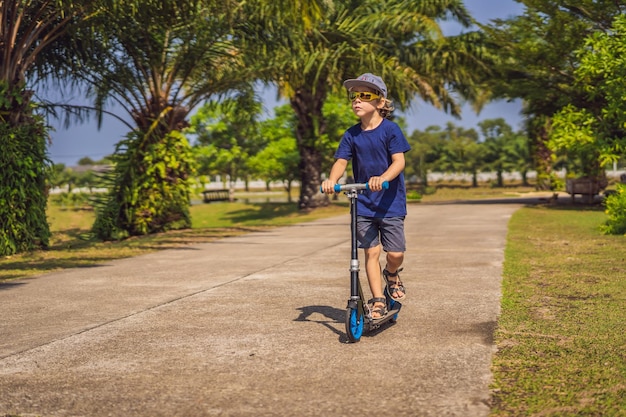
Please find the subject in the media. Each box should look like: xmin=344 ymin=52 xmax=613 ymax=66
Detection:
xmin=343 ymin=73 xmax=387 ymax=98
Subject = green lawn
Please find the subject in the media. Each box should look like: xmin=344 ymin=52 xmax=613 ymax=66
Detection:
xmin=490 ymin=205 xmax=626 ymax=415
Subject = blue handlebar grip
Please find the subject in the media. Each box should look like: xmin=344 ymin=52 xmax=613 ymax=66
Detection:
xmin=365 ymin=181 xmax=389 ymax=190
xmin=320 ymin=181 xmax=389 ymax=193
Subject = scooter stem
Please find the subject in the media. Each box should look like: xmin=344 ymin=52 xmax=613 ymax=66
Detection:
xmin=348 ymin=189 xmax=360 ymax=298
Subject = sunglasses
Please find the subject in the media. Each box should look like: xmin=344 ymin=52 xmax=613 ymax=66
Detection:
xmin=349 ymin=91 xmax=381 ymax=102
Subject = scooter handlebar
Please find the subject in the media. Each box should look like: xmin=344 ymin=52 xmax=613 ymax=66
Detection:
xmin=320 ymin=181 xmax=389 ymax=194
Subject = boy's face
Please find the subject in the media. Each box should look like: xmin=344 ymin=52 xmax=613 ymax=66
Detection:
xmin=349 ymin=86 xmax=384 ymax=118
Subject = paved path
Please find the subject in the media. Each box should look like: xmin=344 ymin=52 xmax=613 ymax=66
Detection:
xmin=0 ymin=202 xmax=523 ymax=416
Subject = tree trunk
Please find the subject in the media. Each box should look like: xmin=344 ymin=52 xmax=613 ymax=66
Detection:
xmin=290 ymin=87 xmax=329 ymax=210
xmin=530 ymin=117 xmax=555 ymax=191
xmin=521 ymin=170 xmax=529 ymax=186
xmin=297 ymin=144 xmax=327 ymax=209
xmin=285 ymin=180 xmax=292 ymax=203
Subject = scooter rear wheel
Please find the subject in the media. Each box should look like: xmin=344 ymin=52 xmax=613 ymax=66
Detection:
xmin=345 ymin=306 xmax=364 ymax=342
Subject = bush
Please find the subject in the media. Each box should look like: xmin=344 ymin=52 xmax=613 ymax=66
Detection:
xmin=601 ymin=183 xmax=626 ymax=235
xmin=91 ymin=130 xmax=195 ymax=240
xmin=406 ymin=190 xmax=422 ymax=201
xmin=0 ymin=84 xmax=50 ymax=255
xmin=50 ymin=192 xmax=93 ymax=208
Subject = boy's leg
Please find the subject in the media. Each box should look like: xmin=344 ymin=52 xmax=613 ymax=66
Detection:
xmin=364 ymin=244 xmax=384 ymax=299
xmin=364 ymin=245 xmax=387 ymax=318
xmin=385 ymin=251 xmax=404 ymax=272
xmin=357 ymin=217 xmax=387 ymax=318
xmin=380 ymin=217 xmax=406 ymax=300
xmin=385 ymin=251 xmax=405 ymax=299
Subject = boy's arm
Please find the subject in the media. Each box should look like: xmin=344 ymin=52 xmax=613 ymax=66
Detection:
xmin=369 ymin=152 xmax=406 ymax=191
xmin=321 ymin=158 xmax=348 ymax=193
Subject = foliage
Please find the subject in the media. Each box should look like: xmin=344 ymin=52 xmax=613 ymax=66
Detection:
xmin=189 ymin=90 xmax=263 ymax=187
xmin=0 ymin=1 xmax=98 ymax=255
xmin=601 ymin=184 xmax=626 ymax=235
xmin=549 ymin=14 xmax=626 ymax=180
xmin=479 ymin=118 xmax=530 ymax=187
xmin=47 ymin=163 xmax=107 ymax=193
xmin=485 ymin=0 xmax=624 ymax=189
xmin=506 ymin=131 xmax=534 ymax=186
xmin=92 ymin=130 xmax=196 ymax=240
xmin=247 ymin=105 xmax=300 ymax=197
xmin=549 ymin=105 xmax=604 ymax=178
xmin=69 ymin=0 xmax=251 ymax=236
xmin=433 ymin=123 xmax=482 ymax=185
xmin=0 ymin=1 xmax=93 ymax=88
xmin=405 ymin=119 xmax=530 ymax=188
xmin=191 ymin=93 xmax=356 ymax=198
xmin=406 ymin=126 xmax=445 ymax=187
xmin=50 ymin=192 xmax=93 ymax=208
xmin=0 ymin=82 xmax=51 ymax=256
xmin=319 ymin=93 xmax=361 ymax=173
xmin=48 ymin=163 xmax=70 ymax=190
xmin=73 ymin=0 xmax=246 ymax=130
xmin=243 ymin=0 xmax=493 ymax=209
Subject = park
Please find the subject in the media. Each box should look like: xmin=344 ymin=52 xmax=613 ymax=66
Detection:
xmin=2 ymin=1 xmax=626 ymax=416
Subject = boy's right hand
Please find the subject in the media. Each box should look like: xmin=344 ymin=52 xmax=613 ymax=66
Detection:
xmin=321 ymin=179 xmax=336 ymax=194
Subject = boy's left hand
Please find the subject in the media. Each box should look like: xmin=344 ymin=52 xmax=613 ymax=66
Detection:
xmin=368 ymin=176 xmax=387 ymax=191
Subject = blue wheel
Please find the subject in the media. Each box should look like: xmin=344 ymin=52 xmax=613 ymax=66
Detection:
xmin=345 ymin=306 xmax=364 ymax=342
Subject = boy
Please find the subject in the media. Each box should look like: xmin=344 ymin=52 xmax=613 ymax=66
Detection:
xmin=321 ymin=73 xmax=411 ymax=319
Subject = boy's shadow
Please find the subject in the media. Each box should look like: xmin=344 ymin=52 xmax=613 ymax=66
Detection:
xmin=294 ymin=305 xmax=349 ymax=342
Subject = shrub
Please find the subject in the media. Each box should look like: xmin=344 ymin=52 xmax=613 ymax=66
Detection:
xmin=406 ymin=190 xmax=422 ymax=201
xmin=91 ymin=130 xmax=196 ymax=240
xmin=0 ymin=83 xmax=50 ymax=255
xmin=601 ymin=183 xmax=626 ymax=235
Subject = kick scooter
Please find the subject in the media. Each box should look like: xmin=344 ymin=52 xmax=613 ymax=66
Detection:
xmin=323 ymin=182 xmax=402 ymax=343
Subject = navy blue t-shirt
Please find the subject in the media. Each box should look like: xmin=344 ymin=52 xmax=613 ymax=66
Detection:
xmin=334 ymin=118 xmax=411 ymax=217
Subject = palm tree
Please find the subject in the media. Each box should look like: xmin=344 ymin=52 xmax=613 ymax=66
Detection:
xmin=68 ymin=0 xmax=251 ymax=239
xmin=243 ymin=0 xmax=492 ymax=209
xmin=479 ymin=118 xmax=514 ymax=187
xmin=0 ymin=0 xmax=100 ymax=255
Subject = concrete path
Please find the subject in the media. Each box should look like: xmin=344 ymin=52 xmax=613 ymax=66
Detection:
xmin=0 ymin=201 xmax=523 ymax=417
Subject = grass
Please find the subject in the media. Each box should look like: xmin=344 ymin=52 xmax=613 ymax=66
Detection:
xmin=490 ymin=205 xmax=626 ymax=415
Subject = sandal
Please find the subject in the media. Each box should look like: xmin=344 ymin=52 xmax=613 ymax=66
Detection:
xmin=367 ymin=297 xmax=388 ymax=320
xmin=383 ymin=268 xmax=406 ymax=301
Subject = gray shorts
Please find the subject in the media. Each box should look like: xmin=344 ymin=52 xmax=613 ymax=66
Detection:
xmin=356 ymin=216 xmax=406 ymax=252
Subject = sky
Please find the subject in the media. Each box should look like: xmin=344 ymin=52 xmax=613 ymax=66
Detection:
xmin=46 ymin=0 xmax=526 ymax=166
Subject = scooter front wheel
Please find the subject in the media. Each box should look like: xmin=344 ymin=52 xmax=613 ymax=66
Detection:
xmin=345 ymin=306 xmax=364 ymax=342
